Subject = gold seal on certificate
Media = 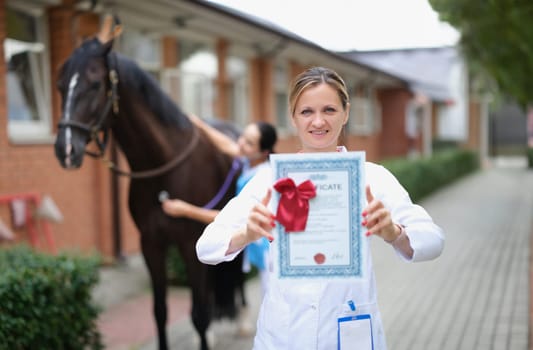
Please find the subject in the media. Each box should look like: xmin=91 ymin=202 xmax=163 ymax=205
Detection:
xmin=270 ymin=151 xmax=366 ymax=280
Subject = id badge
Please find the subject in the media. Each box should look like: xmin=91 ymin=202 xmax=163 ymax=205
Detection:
xmin=337 ymin=314 xmax=373 ymax=350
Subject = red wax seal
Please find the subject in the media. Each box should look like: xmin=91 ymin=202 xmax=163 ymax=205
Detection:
xmin=314 ymin=253 xmax=326 ymax=265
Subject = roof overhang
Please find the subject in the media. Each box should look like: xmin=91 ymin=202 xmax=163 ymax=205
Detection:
xmin=69 ymin=0 xmax=407 ymax=88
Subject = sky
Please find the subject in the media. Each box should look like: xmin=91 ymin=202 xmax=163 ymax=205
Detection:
xmin=208 ymin=0 xmax=460 ymax=51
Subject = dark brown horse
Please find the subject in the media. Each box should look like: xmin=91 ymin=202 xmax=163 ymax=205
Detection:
xmin=53 ymin=22 xmax=245 ymax=350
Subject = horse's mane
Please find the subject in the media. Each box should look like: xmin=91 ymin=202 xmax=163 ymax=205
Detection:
xmin=115 ymin=53 xmax=191 ymax=129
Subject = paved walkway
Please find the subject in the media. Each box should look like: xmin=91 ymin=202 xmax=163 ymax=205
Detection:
xmin=95 ymin=159 xmax=533 ymax=350
xmin=375 ymin=162 xmax=532 ymax=350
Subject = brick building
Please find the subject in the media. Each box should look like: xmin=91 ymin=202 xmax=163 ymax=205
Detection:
xmin=0 ymin=0 xmax=480 ymax=259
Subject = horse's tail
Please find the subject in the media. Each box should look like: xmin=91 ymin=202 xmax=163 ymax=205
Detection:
xmin=210 ymin=252 xmax=245 ymax=320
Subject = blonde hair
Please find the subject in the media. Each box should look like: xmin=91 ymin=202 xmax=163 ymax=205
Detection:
xmin=288 ymin=67 xmax=349 ymax=117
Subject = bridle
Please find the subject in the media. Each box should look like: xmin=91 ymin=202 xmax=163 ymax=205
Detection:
xmin=58 ymin=52 xmax=120 ymax=159
xmin=57 ymin=51 xmax=200 ymax=179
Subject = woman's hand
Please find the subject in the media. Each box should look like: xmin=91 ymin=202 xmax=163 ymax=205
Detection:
xmin=246 ymin=189 xmax=276 ymax=243
xmin=188 ymin=113 xmax=204 ymax=128
xmin=362 ymin=185 xmax=400 ymax=242
xmin=226 ymin=189 xmax=275 ymax=255
xmin=162 ymin=199 xmax=189 ymax=218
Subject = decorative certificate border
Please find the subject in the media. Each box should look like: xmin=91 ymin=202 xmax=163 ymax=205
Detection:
xmin=271 ymin=152 xmax=365 ymax=279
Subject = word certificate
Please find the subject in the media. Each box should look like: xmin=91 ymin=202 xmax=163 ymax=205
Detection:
xmin=270 ymin=151 xmax=366 ymax=280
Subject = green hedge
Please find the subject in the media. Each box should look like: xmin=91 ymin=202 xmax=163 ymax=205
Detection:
xmin=0 ymin=245 xmax=103 ymax=350
xmin=381 ymin=149 xmax=479 ymax=202
xmin=167 ymin=246 xmax=189 ymax=286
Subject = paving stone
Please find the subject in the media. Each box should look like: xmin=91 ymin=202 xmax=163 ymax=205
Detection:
xmin=96 ymin=162 xmax=533 ymax=350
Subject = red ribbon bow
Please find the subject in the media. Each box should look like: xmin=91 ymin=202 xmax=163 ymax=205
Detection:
xmin=273 ymin=177 xmax=317 ymax=232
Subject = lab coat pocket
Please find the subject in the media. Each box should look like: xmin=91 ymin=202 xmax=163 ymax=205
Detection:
xmin=336 ymin=301 xmax=377 ymax=350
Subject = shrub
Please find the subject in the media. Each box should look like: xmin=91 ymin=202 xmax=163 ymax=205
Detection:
xmin=0 ymin=245 xmax=102 ymax=350
xmin=381 ymin=149 xmax=479 ymax=202
xmin=167 ymin=246 xmax=189 ymax=286
xmin=432 ymin=139 xmax=459 ymax=152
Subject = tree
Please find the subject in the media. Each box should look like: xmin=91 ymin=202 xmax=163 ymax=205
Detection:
xmin=429 ymin=0 xmax=533 ymax=108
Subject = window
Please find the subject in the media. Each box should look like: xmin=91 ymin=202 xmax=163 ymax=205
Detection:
xmin=156 ymin=39 xmax=217 ymax=120
xmin=274 ymin=63 xmax=289 ymax=131
xmin=177 ymin=41 xmax=217 ymax=119
xmin=5 ymin=7 xmax=52 ymax=143
xmin=348 ymin=87 xmax=381 ymax=135
xmin=161 ymin=68 xmax=215 ymax=120
xmin=118 ymin=28 xmax=161 ymax=79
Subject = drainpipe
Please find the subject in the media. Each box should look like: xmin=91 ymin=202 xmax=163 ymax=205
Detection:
xmin=110 ymin=138 xmax=124 ymax=261
xmin=479 ymin=94 xmax=491 ymax=168
xmin=423 ymin=100 xmax=432 ymax=157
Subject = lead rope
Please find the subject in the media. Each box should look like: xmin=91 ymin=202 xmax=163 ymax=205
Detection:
xmin=158 ymin=157 xmax=242 ymax=210
xmin=202 ymin=158 xmax=242 ymax=209
xmin=104 ymin=126 xmax=200 ymax=179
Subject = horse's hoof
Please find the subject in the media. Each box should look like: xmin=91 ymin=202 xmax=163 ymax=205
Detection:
xmin=236 ymin=306 xmax=255 ymax=337
xmin=194 ymin=329 xmax=216 ymax=350
xmin=237 ymin=324 xmax=254 ymax=338
xmin=207 ymin=329 xmax=217 ymax=348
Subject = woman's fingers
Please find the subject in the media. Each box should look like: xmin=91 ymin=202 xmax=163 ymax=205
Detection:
xmin=365 ymin=185 xmax=374 ymax=204
xmin=248 ymin=210 xmax=275 ymax=242
xmin=363 ymin=187 xmax=381 ymax=216
xmin=363 ymin=207 xmax=386 ymax=227
xmin=366 ymin=209 xmax=391 ymax=230
xmin=261 ymin=188 xmax=272 ymax=206
xmin=247 ymin=189 xmax=275 ymax=242
xmin=363 ymin=206 xmax=394 ymax=239
xmin=253 ymin=190 xmax=275 ymax=223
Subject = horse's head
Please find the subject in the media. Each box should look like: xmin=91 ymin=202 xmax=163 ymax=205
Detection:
xmin=54 ymin=16 xmax=121 ymax=169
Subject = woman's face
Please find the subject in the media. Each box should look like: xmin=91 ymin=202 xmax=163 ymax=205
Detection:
xmin=237 ymin=123 xmax=265 ymax=163
xmin=291 ymin=83 xmax=349 ymax=153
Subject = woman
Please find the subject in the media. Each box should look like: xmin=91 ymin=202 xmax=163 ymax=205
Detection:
xmin=162 ymin=116 xmax=277 ymax=296
xmin=196 ymin=66 xmax=444 ymax=349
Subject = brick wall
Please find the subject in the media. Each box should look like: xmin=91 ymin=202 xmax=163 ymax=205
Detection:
xmin=249 ymin=57 xmax=275 ymax=123
xmin=345 ymin=134 xmax=382 ymax=162
xmin=0 ymin=4 xmax=128 ymax=258
xmin=215 ymin=39 xmax=229 ymax=120
xmin=465 ymin=100 xmax=481 ymax=150
xmin=378 ymin=88 xmax=414 ymax=159
xmin=0 ymin=0 xmax=6 ymax=151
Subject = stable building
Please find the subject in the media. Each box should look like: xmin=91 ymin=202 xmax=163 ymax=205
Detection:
xmin=0 ymin=0 xmax=482 ymax=259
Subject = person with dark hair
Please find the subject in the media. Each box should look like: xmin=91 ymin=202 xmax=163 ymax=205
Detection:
xmin=162 ymin=115 xmax=278 ymax=299
xmin=196 ymin=66 xmax=444 ymax=349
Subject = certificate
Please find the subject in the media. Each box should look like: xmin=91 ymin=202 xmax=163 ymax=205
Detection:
xmin=270 ymin=151 xmax=366 ymax=279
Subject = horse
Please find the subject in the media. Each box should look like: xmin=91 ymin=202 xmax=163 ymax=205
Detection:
xmin=53 ymin=20 xmax=246 ymax=350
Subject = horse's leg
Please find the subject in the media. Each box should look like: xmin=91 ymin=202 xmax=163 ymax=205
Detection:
xmin=141 ymin=241 xmax=169 ymax=350
xmin=234 ymin=253 xmax=254 ymax=337
xmin=239 ymin=255 xmax=247 ymax=308
xmin=181 ymin=246 xmax=211 ymax=350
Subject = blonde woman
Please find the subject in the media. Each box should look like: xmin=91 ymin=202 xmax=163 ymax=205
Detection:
xmin=196 ymin=67 xmax=444 ymax=349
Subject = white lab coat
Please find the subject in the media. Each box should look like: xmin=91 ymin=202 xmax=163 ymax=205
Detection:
xmin=197 ymin=159 xmax=444 ymax=350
